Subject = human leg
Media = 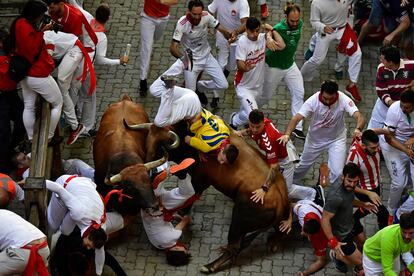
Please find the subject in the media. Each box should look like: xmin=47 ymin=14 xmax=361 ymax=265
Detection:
xmin=197 ymin=54 xmax=229 ymax=97
xmin=293 ymin=138 xmax=325 ymax=183
xmin=232 ymin=86 xmax=258 ymax=127
xmin=327 ymin=135 xmax=347 ymax=183
xmin=281 ymin=160 xmax=316 ymax=200
xmin=284 ymin=63 xmax=304 ymax=131
xmin=258 ymin=64 xmax=284 ymax=108
xmin=139 ymin=14 xmax=157 ymax=81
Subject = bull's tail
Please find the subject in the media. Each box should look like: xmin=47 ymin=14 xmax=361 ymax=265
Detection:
xmin=120 ymin=93 xmax=133 ymax=102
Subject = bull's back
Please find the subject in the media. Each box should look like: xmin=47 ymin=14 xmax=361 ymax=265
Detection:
xmin=93 ymin=99 xmax=150 ymax=185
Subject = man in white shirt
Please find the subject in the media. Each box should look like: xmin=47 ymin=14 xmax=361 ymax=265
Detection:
xmin=170 ymin=0 xmax=231 ymax=106
xmin=279 ymin=80 xmax=366 ymax=185
xmin=380 ymin=90 xmax=414 ymax=220
xmin=207 ymin=0 xmax=249 ymax=109
xmin=300 ymin=0 xmax=363 ymax=103
xmin=0 ymin=209 xmax=49 ymax=275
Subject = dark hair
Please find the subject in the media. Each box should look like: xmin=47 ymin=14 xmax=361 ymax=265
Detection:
xmin=400 ymin=90 xmax=414 ymax=104
xmin=88 ymin=227 xmax=107 ymax=249
xmin=21 ymin=0 xmax=48 ymax=21
xmin=342 ymin=162 xmax=361 ymax=178
xmin=380 ymin=46 xmax=400 ymax=64
xmin=248 ymin=109 xmax=265 ymax=124
xmin=303 ymin=218 xmax=320 ymax=235
xmin=166 ymin=249 xmax=191 ymax=266
xmin=223 ymin=144 xmax=239 ymax=164
xmin=362 ymin=129 xmax=379 ymax=145
xmin=188 ymin=0 xmax=204 ymax=11
xmin=246 ymin=17 xmax=261 ymax=31
xmin=320 ymin=80 xmax=339 ymax=95
xmin=400 ymin=211 xmax=414 ymax=230
xmin=96 ymin=4 xmax=110 ymax=24
xmin=43 ymin=0 xmax=65 ymax=5
xmin=284 ymin=2 xmax=301 ymax=15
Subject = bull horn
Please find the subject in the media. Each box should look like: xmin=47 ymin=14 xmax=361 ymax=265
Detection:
xmin=123 ymin=119 xmax=153 ymax=130
xmin=144 ymin=154 xmax=168 ymax=171
xmin=167 ymin=130 xmax=180 ymax=149
xmin=109 ymin=174 xmax=122 ymax=184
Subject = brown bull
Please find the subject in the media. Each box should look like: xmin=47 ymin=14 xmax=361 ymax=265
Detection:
xmin=127 ymin=123 xmax=290 ymax=273
xmin=93 ymin=95 xmax=177 ymax=215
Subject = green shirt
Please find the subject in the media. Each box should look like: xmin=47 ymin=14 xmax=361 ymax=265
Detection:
xmin=364 ymin=224 xmax=414 ymax=275
xmin=265 ymin=19 xmax=303 ymax=70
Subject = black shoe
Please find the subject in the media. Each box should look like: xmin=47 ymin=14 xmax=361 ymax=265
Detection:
xmin=229 ymin=112 xmax=237 ymax=130
xmin=313 ymin=185 xmax=325 ymax=207
xmin=292 ymin=129 xmax=306 ymax=140
xmin=210 ymin=97 xmax=219 ymax=109
xmin=196 ymin=90 xmax=208 ymax=106
xmin=80 ymin=129 xmax=98 ymax=138
xmin=48 ymin=136 xmax=63 ymax=147
xmin=329 ymin=250 xmax=348 ymax=273
xmin=139 ymin=79 xmax=147 ymax=97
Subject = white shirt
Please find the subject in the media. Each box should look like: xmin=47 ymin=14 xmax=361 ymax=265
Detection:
xmin=0 ymin=209 xmax=45 ymax=251
xmin=141 ymin=210 xmax=182 ymax=249
xmin=293 ymin=200 xmax=323 ymax=226
xmin=173 ymin=12 xmax=219 ymax=61
xmin=208 ymin=0 xmax=249 ymax=45
xmin=310 ymin=0 xmax=350 ymax=34
xmin=43 ymin=31 xmax=78 ymax=60
xmin=299 ymin=91 xmax=358 ymax=144
xmin=234 ymin=33 xmax=266 ymax=90
xmin=384 ymin=101 xmax=414 ymax=144
xmin=95 ymin=31 xmax=120 ymax=66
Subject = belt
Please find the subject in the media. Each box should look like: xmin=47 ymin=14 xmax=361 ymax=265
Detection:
xmin=334 ymin=25 xmax=346 ymax=30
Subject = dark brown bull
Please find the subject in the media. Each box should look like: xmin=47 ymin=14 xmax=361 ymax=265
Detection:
xmin=126 ymin=122 xmax=290 ymax=273
xmin=93 ymin=95 xmax=178 ymax=215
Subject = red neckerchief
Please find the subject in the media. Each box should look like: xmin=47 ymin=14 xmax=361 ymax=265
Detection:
xmin=186 ymin=12 xmax=197 ymax=27
xmin=165 ymin=240 xmax=187 ymax=251
xmin=103 ymin=189 xmax=133 ymax=206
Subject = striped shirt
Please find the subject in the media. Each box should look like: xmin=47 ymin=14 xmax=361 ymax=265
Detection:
xmin=376 ymin=59 xmax=414 ymax=105
xmin=347 ymin=140 xmax=381 ymax=190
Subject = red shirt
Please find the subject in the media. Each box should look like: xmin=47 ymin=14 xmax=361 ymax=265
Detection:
xmin=308 ymin=217 xmax=328 ymax=256
xmin=15 ymin=19 xmax=55 ymax=77
xmin=0 ymin=56 xmax=17 ymax=91
xmin=251 ymin=118 xmax=288 ymax=164
xmin=144 ymin=0 xmax=170 ymax=18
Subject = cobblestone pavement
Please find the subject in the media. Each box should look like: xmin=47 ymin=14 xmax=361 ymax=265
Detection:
xmin=0 ymin=0 xmax=395 ymax=275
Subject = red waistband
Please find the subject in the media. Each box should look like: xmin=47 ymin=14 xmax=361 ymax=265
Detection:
xmin=22 ymin=240 xmax=49 ymax=276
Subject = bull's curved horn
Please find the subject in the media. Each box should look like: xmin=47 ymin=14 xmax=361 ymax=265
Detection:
xmin=167 ymin=131 xmax=180 ymax=149
xmin=123 ymin=119 xmax=153 ymax=130
xmin=144 ymin=154 xmax=168 ymax=171
xmin=109 ymin=174 xmax=122 ymax=184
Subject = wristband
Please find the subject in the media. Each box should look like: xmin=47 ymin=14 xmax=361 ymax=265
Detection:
xmin=328 ymin=237 xmax=339 ymax=249
xmin=261 ymin=185 xmax=269 ymax=192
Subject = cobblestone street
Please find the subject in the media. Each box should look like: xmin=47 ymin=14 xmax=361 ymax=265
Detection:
xmin=1 ymin=0 xmax=393 ymax=275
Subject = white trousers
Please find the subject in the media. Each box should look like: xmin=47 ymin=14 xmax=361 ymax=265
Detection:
xmin=293 ymin=132 xmax=347 ymax=184
xmin=0 ymin=246 xmax=49 ymax=275
xmin=150 ymin=60 xmax=202 ymax=127
xmin=232 ymin=85 xmax=260 ymax=127
xmin=58 ymin=46 xmax=83 ymax=130
xmin=280 ymin=157 xmax=316 ymax=200
xmin=367 ymin=98 xmax=388 ymax=129
xmin=261 ymin=63 xmax=304 ymax=131
xmin=362 ymin=251 xmax=400 ymax=275
xmin=155 ymin=174 xmax=195 ymax=210
xmin=216 ymin=41 xmax=237 ymax=72
xmin=140 ymin=12 xmax=169 ymax=80
xmin=307 ymin=32 xmax=347 ymax=74
xmin=185 ymin=53 xmax=228 ymax=98
xmin=21 ymin=75 xmax=63 ymax=140
xmin=381 ymin=138 xmax=414 ymax=214
xmin=74 ymin=73 xmax=96 ymax=131
xmin=301 ymin=29 xmax=362 ymax=83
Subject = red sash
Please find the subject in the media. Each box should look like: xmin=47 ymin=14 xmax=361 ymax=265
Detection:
xmin=337 ymin=23 xmax=358 ymax=56
xmin=22 ymin=240 xmax=49 ymax=276
xmin=162 ymin=194 xmax=200 ymax=222
xmin=74 ymin=40 xmax=96 ymax=96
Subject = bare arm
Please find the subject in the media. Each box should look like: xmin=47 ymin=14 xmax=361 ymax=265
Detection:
xmin=170 ymin=40 xmax=182 ymax=59
xmin=385 ymin=132 xmax=414 ymax=160
xmin=383 ymin=17 xmax=410 ymax=45
xmin=156 ymin=0 xmax=178 ymax=5
xmin=217 ymin=24 xmax=231 ymax=40
xmin=278 ymin=113 xmax=305 ymax=145
xmin=229 ymin=17 xmax=247 ymax=43
xmin=268 ymin=29 xmax=286 ymax=50
xmin=236 ymin=59 xmax=256 ymax=72
xmin=321 ymin=210 xmax=346 ymax=257
xmin=352 ymin=111 xmax=366 ymax=138
xmin=251 ymin=163 xmax=279 ymax=204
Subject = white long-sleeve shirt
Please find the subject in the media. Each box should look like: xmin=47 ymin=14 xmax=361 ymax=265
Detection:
xmin=310 ymin=0 xmax=350 ymax=33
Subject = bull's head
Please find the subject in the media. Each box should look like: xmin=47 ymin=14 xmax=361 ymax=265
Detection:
xmin=106 ymin=154 xmax=168 ymax=215
xmin=123 ymin=119 xmax=180 ymax=162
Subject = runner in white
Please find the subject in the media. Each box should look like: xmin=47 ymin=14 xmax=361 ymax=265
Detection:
xmin=279 ymin=80 xmax=365 ymax=185
xmin=230 ymin=17 xmax=280 ymax=128
xmin=380 ymin=90 xmax=414 ymax=218
xmin=208 ymin=0 xmax=249 ymax=108
xmin=0 ymin=210 xmax=49 ymax=275
xmin=170 ymin=0 xmax=231 ymax=106
xmin=46 ymin=175 xmax=107 ymax=276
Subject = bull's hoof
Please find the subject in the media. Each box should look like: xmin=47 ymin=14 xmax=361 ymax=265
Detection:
xmin=200 ymin=265 xmax=214 ymax=274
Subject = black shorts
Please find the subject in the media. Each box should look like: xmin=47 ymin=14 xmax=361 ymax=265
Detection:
xmin=339 ymin=234 xmax=357 ymax=256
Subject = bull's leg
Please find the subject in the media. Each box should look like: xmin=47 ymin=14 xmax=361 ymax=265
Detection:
xmin=267 ymin=228 xmax=284 ymax=253
xmin=200 ymin=200 xmax=275 ymax=274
